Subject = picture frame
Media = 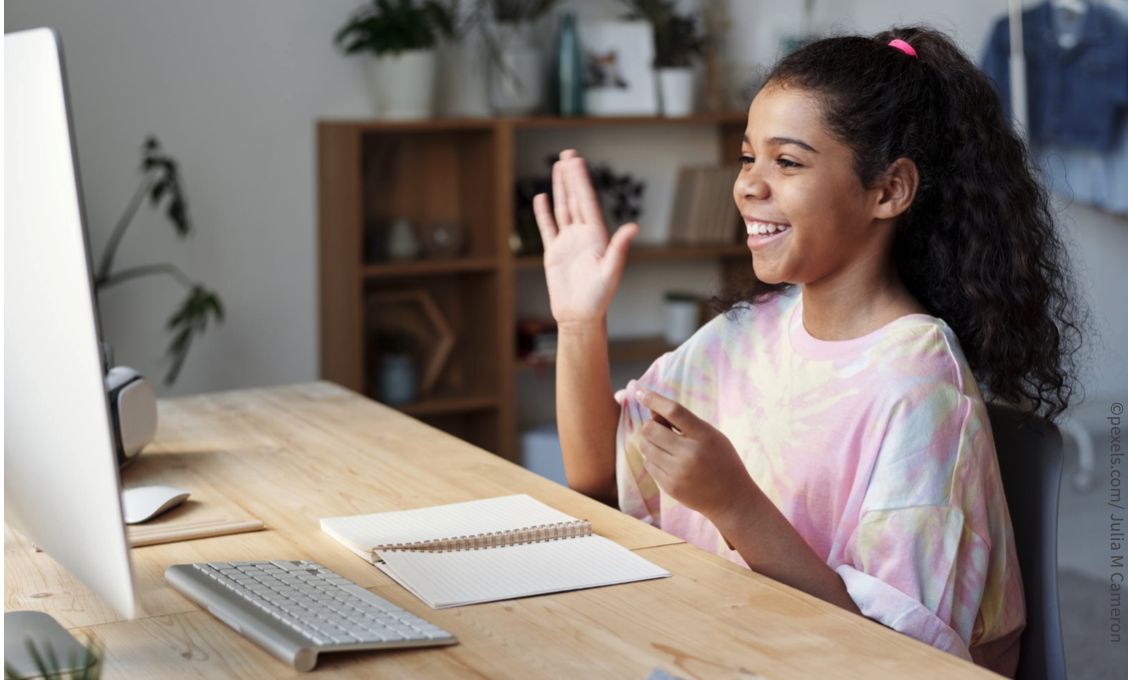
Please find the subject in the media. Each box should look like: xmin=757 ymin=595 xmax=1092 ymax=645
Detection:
xmin=581 ymin=21 xmax=659 ymax=116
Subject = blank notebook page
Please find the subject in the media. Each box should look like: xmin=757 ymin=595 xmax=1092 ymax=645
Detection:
xmin=321 ymin=494 xmax=579 ymax=550
xmin=376 ymin=535 xmax=670 ymax=609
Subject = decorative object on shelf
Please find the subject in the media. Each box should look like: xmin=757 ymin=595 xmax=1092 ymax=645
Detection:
xmin=513 ymin=156 xmax=643 ymax=252
xmin=620 ymin=0 xmax=705 ymax=117
xmin=513 ymin=175 xmax=552 ymax=255
xmin=663 ymin=291 xmax=701 ymax=345
xmin=699 ymin=0 xmax=731 ymax=113
xmin=581 ymin=21 xmax=659 ymax=116
xmin=333 ymin=0 xmax=458 ymax=120
xmin=92 ymin=136 xmax=225 ymax=387
xmin=375 ymin=331 xmax=419 ymax=405
xmin=589 ymin=162 xmax=646 ymax=226
xmin=555 ymin=13 xmax=584 ymax=117
xmin=366 ymin=290 xmax=455 ymax=397
xmin=422 ymin=219 xmax=467 ymax=259
xmin=483 ymin=0 xmax=561 ymax=116
xmin=386 ymin=216 xmax=422 ymax=261
xmin=656 ymin=69 xmax=695 ymax=117
xmin=488 ymin=21 xmax=542 ymax=116
xmin=725 ymin=61 xmax=763 ymax=113
xmin=667 ymin=165 xmax=742 ymax=245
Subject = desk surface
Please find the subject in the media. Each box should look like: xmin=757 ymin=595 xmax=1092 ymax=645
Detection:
xmin=5 ymin=382 xmax=996 ymax=679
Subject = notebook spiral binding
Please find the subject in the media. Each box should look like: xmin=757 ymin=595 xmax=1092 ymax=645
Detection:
xmin=373 ymin=520 xmax=593 ymax=554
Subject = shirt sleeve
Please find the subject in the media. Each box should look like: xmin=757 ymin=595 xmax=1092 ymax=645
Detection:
xmin=835 ymin=506 xmax=990 ymax=662
xmin=834 ymin=371 xmax=995 ymax=662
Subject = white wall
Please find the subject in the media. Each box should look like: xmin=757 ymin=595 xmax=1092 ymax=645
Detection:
xmin=7 ymin=0 xmax=373 ymax=396
xmin=8 ymin=0 xmax=1126 ymax=406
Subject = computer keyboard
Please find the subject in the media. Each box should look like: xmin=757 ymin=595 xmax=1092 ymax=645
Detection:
xmin=165 ymin=560 xmax=456 ymax=672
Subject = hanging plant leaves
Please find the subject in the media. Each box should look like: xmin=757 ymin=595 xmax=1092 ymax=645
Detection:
xmin=163 ymin=284 xmax=225 ymax=386
xmin=141 ymin=136 xmax=192 ymax=237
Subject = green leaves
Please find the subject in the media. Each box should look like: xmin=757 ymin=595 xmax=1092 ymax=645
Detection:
xmin=619 ymin=0 xmax=705 ymax=68
xmin=489 ymin=0 xmax=560 ymax=23
xmin=164 ymin=285 xmax=225 ymax=387
xmin=141 ymin=136 xmax=191 ymax=238
xmin=334 ymin=0 xmax=456 ymax=56
xmin=93 ymin=135 xmax=224 ymax=387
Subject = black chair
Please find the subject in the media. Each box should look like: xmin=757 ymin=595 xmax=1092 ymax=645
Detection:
xmin=987 ymin=403 xmax=1067 ymax=680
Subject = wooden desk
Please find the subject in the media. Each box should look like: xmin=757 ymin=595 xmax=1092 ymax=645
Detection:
xmin=5 ymin=382 xmax=996 ymax=679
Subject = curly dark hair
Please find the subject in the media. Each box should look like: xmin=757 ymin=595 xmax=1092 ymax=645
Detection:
xmin=716 ymin=26 xmax=1085 ymax=422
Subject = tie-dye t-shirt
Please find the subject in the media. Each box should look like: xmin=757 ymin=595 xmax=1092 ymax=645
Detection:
xmin=615 ymin=288 xmax=1025 ymax=677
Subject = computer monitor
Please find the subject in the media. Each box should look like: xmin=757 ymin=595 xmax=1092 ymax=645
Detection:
xmin=4 ymin=27 xmax=136 ymax=619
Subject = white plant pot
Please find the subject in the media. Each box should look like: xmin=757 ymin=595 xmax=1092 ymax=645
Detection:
xmin=664 ymin=297 xmax=700 ymax=345
xmin=366 ymin=49 xmax=436 ymax=120
xmin=657 ymin=67 xmax=695 ymax=118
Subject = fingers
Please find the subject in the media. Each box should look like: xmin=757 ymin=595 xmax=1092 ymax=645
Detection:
xmin=641 ymin=418 xmax=684 ymax=452
xmin=600 ymin=222 xmax=638 ymax=284
xmin=533 ymin=193 xmax=558 ymax=248
xmin=636 ymin=389 xmax=700 ymax=436
xmin=563 ymin=158 xmax=605 ymax=229
xmin=639 ymin=438 xmax=673 ymax=475
xmin=552 ymin=155 xmax=572 ymax=228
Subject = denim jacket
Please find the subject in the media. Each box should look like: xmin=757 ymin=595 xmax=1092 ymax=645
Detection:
xmin=981 ymin=2 xmax=1128 ymax=150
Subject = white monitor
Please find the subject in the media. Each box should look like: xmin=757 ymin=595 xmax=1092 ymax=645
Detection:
xmin=4 ymin=27 xmax=136 ymax=619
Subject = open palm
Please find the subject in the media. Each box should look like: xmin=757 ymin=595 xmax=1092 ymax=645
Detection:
xmin=533 ymin=151 xmax=639 ymax=326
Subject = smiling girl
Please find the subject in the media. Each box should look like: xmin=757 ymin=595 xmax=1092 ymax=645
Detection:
xmin=532 ymin=26 xmax=1083 ymax=678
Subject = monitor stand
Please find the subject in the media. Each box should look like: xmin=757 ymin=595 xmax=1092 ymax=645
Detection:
xmin=4 ymin=611 xmax=94 ymax=679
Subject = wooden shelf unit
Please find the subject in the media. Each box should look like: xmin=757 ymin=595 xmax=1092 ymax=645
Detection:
xmin=319 ymin=113 xmax=753 ymax=462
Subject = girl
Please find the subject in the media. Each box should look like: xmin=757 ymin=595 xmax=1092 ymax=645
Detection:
xmin=532 ymin=26 xmax=1084 ymax=678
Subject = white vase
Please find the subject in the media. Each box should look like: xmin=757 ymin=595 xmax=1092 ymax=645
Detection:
xmin=657 ymin=67 xmax=695 ymax=117
xmin=488 ymin=23 xmax=544 ymax=117
xmin=436 ymin=42 xmax=490 ymax=118
xmin=663 ymin=295 xmax=700 ymax=345
xmin=366 ymin=49 xmax=436 ymax=120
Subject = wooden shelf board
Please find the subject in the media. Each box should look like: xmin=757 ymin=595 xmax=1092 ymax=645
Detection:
xmin=516 ymin=335 xmax=676 ymax=371
xmin=319 ymin=112 xmax=748 ymax=133
xmin=320 ymin=118 xmax=497 ymax=133
xmin=510 ymin=112 xmax=749 ymax=129
xmin=393 ymin=393 xmax=500 ymax=417
xmin=515 ymin=243 xmax=748 ymax=269
xmin=363 ymin=258 xmax=497 ymax=279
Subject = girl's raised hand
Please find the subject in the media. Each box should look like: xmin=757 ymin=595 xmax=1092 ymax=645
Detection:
xmin=533 ymin=150 xmax=639 ymax=327
xmin=634 ymin=388 xmax=760 ymax=522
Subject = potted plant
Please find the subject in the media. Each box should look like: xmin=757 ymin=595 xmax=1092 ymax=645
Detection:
xmin=483 ymin=0 xmax=561 ymax=116
xmin=94 ymin=136 xmax=224 ymax=386
xmin=621 ymin=0 xmax=705 ymax=117
xmin=334 ymin=0 xmax=457 ymax=120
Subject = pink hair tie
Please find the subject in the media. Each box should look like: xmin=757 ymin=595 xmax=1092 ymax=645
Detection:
xmin=888 ymin=39 xmax=917 ymax=58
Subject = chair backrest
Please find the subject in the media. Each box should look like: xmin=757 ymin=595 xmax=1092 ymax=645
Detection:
xmin=986 ymin=403 xmax=1067 ymax=680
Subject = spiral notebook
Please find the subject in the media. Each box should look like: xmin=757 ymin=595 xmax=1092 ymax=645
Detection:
xmin=320 ymin=495 xmax=670 ymax=609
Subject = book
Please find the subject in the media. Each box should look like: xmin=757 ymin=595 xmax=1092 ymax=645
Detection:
xmin=320 ymin=494 xmax=670 ymax=609
xmin=668 ymin=165 xmax=743 ymax=246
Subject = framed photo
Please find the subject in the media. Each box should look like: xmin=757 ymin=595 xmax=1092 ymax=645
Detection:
xmin=581 ymin=21 xmax=658 ymax=116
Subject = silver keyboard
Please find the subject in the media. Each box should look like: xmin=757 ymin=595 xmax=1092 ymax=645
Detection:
xmin=165 ymin=560 xmax=456 ymax=672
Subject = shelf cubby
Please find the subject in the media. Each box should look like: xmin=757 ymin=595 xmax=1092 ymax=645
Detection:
xmin=320 ymin=113 xmax=752 ymax=462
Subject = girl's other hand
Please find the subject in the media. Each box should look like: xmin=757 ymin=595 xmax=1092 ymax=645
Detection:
xmin=635 ymin=388 xmax=762 ymax=523
xmin=533 ymin=150 xmax=639 ymax=327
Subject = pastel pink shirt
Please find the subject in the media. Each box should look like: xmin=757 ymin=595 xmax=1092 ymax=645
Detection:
xmin=615 ymin=289 xmax=1025 ymax=677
